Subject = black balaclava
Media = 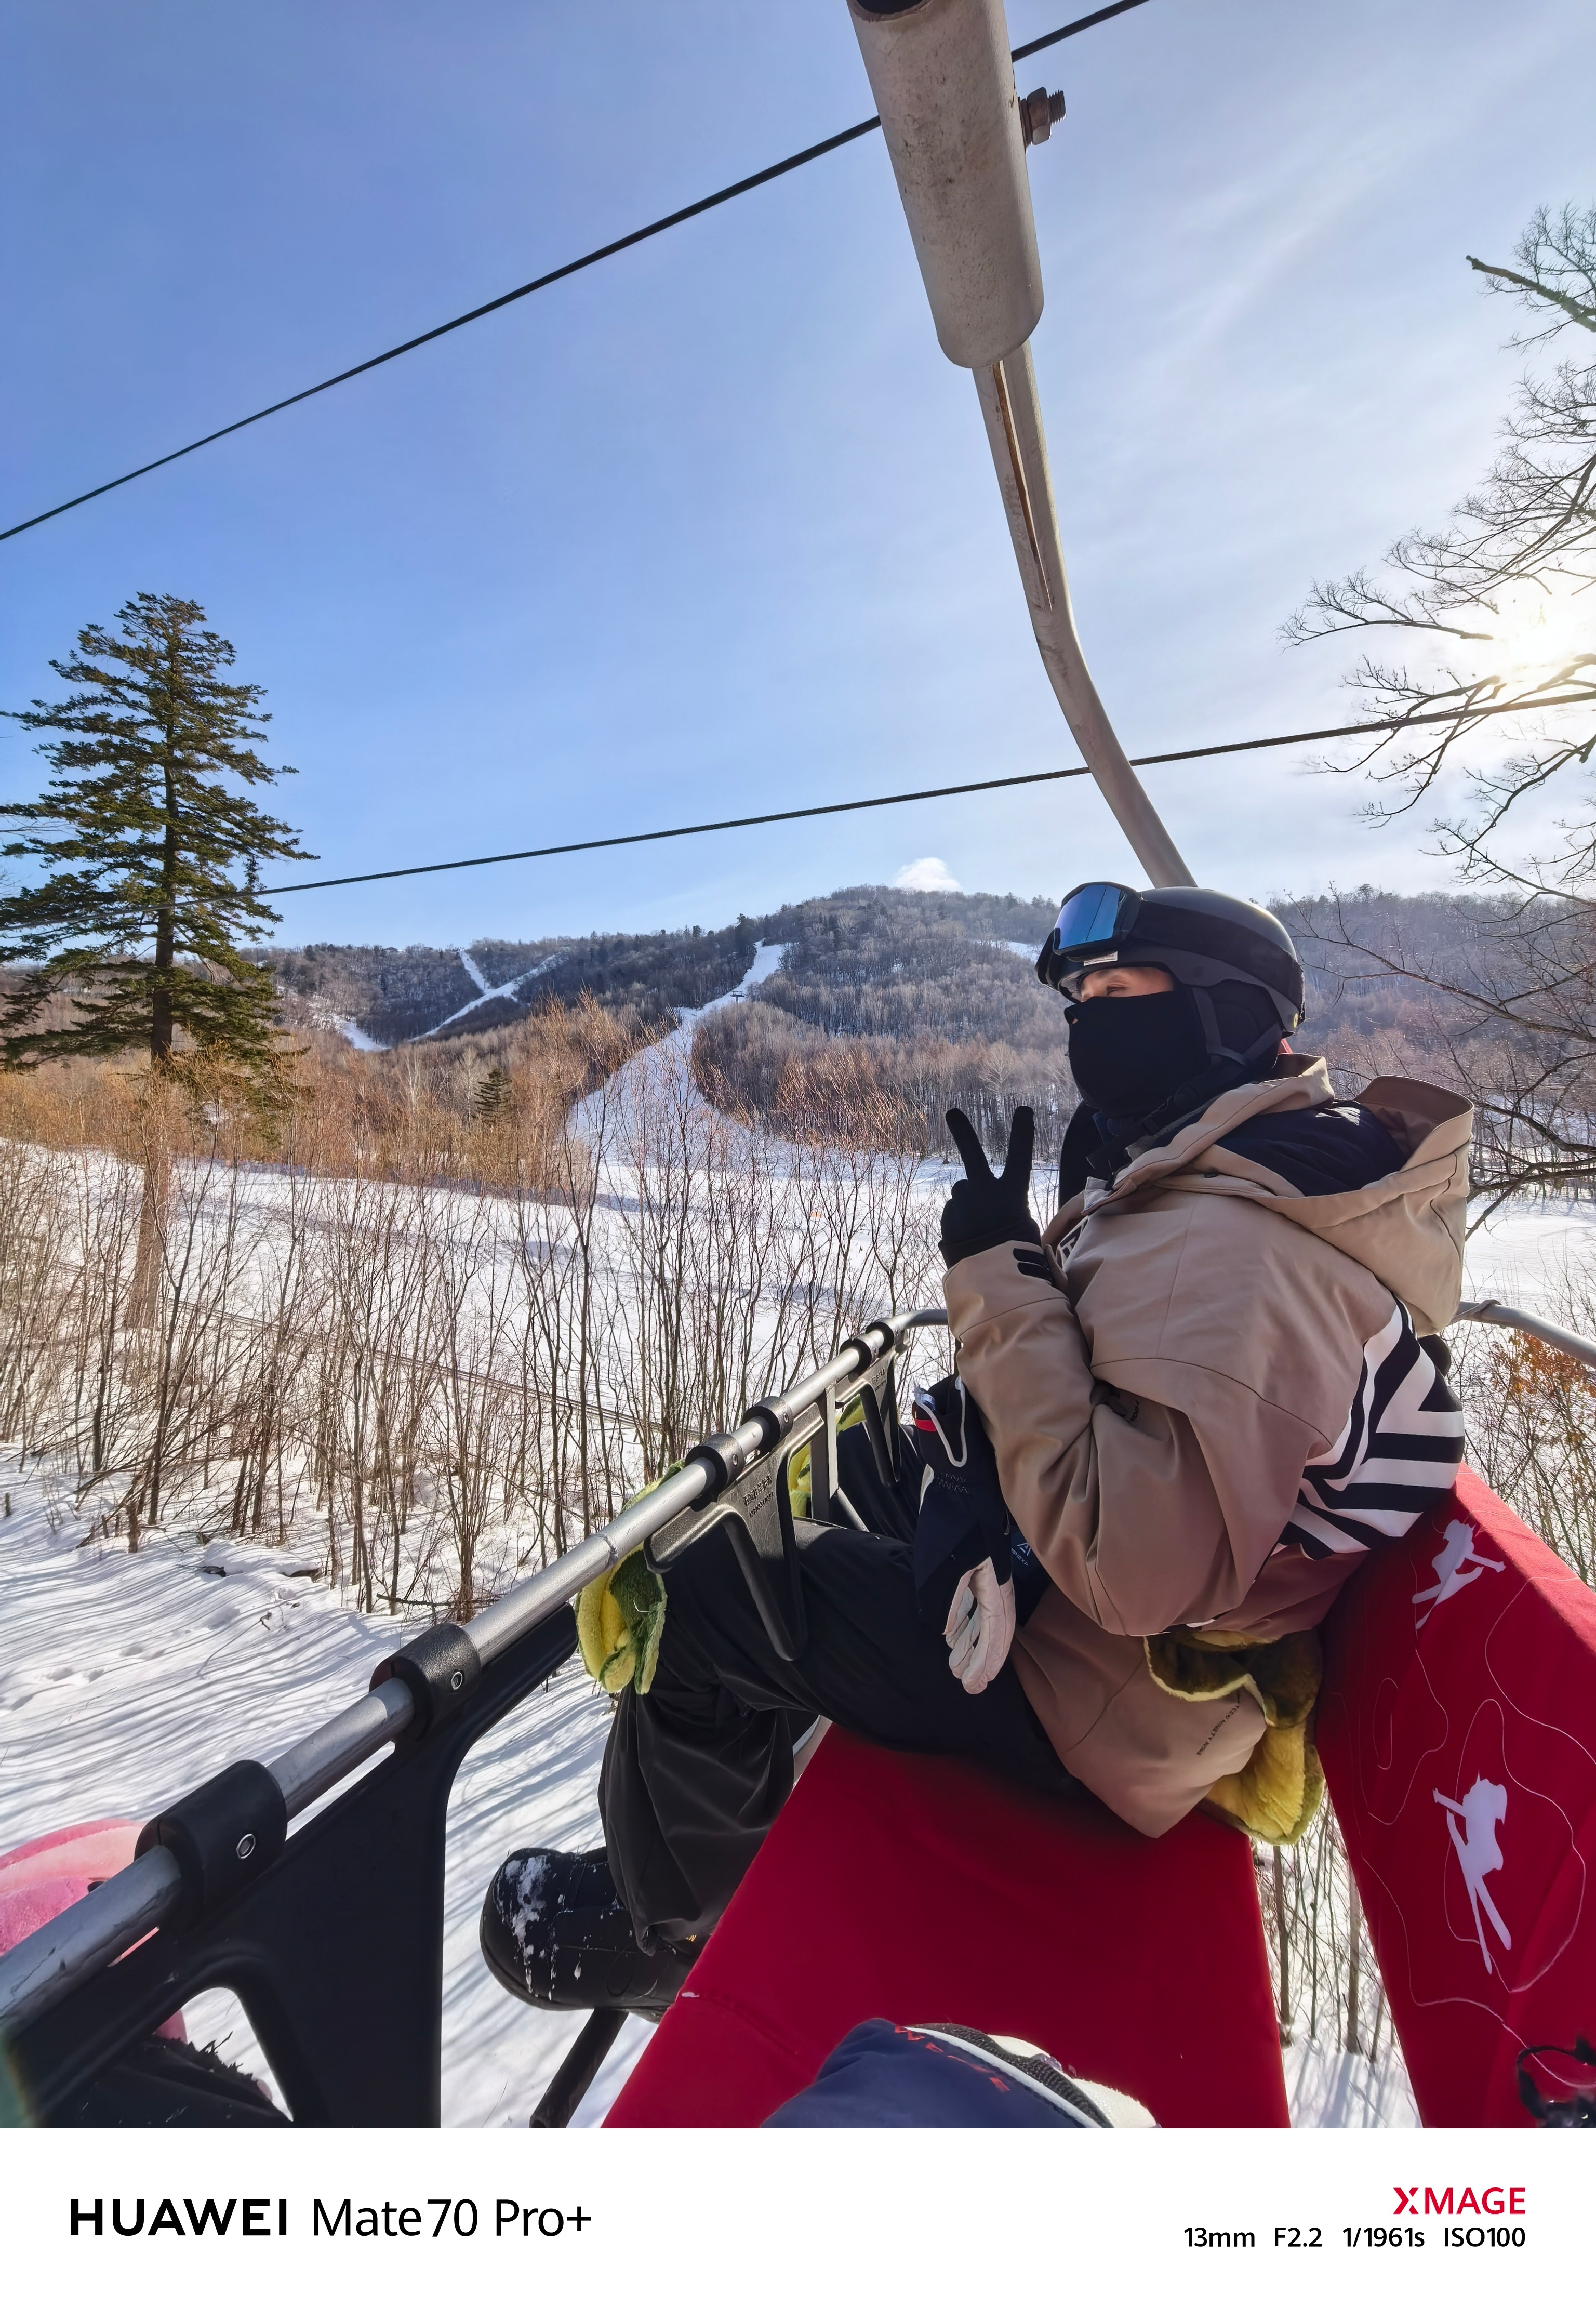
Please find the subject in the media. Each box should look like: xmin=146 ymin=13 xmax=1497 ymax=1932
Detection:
xmin=1064 ymin=979 xmax=1284 ymax=1190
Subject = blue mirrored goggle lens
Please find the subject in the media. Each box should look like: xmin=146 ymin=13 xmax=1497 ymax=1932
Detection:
xmin=1050 ymin=882 xmax=1134 ymax=957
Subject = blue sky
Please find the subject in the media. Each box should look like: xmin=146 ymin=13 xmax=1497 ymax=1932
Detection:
xmin=3 ymin=0 xmax=1591 ymax=951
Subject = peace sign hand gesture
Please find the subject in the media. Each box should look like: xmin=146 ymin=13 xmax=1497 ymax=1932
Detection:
xmin=939 ymin=1106 xmax=1041 ymax=1269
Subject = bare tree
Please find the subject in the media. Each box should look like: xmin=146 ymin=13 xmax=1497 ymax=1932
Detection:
xmin=1286 ymin=202 xmax=1595 ymax=884
xmin=1283 ymin=205 xmax=1596 ymax=1202
xmin=1285 ymin=886 xmax=1596 ymax=1218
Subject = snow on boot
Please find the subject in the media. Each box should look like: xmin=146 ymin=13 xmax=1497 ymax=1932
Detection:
xmin=479 ymin=1846 xmax=697 ymax=2017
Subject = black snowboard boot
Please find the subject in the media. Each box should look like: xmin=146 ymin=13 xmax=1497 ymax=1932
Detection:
xmin=479 ymin=1846 xmax=698 ymax=2017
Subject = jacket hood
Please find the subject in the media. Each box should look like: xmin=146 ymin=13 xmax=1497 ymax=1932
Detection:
xmin=1046 ymin=1057 xmax=1472 ymax=1335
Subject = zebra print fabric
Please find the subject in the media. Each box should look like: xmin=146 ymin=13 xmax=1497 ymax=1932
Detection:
xmin=1276 ymin=1301 xmax=1465 ymax=1561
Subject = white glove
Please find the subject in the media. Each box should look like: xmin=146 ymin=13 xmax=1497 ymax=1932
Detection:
xmin=944 ymin=1558 xmax=1016 ymax=1695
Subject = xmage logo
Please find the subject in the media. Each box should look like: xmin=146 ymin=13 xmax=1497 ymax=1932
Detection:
xmin=1391 ymin=2188 xmax=1526 ymax=2217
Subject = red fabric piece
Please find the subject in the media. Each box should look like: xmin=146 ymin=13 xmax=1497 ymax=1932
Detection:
xmin=1320 ymin=1466 xmax=1596 ymax=2126
xmin=0 ymin=1819 xmax=144 ymax=1955
xmin=606 ymin=1730 xmax=1286 ymax=2128
xmin=0 ymin=1818 xmax=185 ymax=2041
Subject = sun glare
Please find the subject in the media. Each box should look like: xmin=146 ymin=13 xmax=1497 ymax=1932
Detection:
xmin=1487 ymin=583 xmax=1594 ymax=689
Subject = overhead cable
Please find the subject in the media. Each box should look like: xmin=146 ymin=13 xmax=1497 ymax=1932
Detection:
xmin=1 ymin=1 xmax=1152 ymax=546
xmin=257 ymin=688 xmax=1596 ymax=894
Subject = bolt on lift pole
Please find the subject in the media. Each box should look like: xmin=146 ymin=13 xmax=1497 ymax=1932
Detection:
xmin=846 ymin=0 xmax=1194 ymax=889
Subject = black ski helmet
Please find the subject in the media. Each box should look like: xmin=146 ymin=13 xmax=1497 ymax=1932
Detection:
xmin=1036 ymin=882 xmax=1306 ymax=1038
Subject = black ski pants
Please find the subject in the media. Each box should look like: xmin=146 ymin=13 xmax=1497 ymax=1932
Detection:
xmin=597 ymin=1435 xmax=1075 ymax=1950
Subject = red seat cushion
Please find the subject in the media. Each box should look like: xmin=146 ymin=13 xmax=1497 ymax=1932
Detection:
xmin=606 ymin=1728 xmax=1286 ymax=2128
xmin=1321 ymin=1466 xmax=1596 ymax=2126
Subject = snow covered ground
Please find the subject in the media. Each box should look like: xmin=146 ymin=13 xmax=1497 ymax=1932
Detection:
xmin=1283 ymin=2038 xmax=1417 ymax=2128
xmin=568 ymin=938 xmax=787 ymax=1152
xmin=0 ymin=1462 xmax=651 ymax=2126
xmin=1461 ymin=1195 xmax=1596 ymax=1321
xmin=421 ymin=948 xmax=571 ymax=1039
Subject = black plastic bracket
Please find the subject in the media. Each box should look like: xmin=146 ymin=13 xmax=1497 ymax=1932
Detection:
xmin=370 ymin=1622 xmax=481 ymax=1741
xmin=134 ymin=1761 xmax=289 ymax=1931
xmin=854 ymin=1359 xmax=902 ymax=1489
xmin=741 ymin=1399 xmax=790 ymax=1453
xmin=643 ymin=1346 xmax=918 ymax=1659
xmin=15 ymin=1607 xmax=578 ymax=2127
xmin=682 ymin=1426 xmax=765 ymax=1503
xmin=649 ymin=1431 xmax=809 ymax=1664
xmin=720 ymin=1450 xmax=808 ymax=1664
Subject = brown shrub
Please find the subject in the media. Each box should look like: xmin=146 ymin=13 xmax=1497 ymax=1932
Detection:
xmin=0 ymin=996 xmax=662 ymax=1196
xmin=690 ymin=1001 xmax=1072 ymax=1164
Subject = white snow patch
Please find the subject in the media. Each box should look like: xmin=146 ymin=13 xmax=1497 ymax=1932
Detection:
xmin=569 ymin=943 xmax=790 ymax=1152
xmin=892 ymin=857 xmax=961 ymax=894
xmin=336 ymin=1018 xmax=385 ymax=1053
xmin=301 ymin=997 xmax=385 ymax=1052
xmin=421 ymin=951 xmax=570 ymax=1039
xmin=0 ymin=1462 xmax=647 ymax=2127
xmin=458 ymin=947 xmax=491 ymax=996
xmin=695 ymin=938 xmax=787 ymax=1016
xmin=1462 ymin=1196 xmax=1596 ymax=1322
xmin=1285 ymin=2037 xmax=1420 ymax=2128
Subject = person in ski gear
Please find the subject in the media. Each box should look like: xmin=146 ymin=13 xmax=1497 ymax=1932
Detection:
xmin=481 ymin=882 xmax=1469 ymax=2011
xmin=942 ymin=881 xmax=1469 ymax=1838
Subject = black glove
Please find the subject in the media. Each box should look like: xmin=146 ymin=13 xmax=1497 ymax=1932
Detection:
xmin=939 ymin=1107 xmax=1040 ymax=1269
xmin=910 ymin=1374 xmax=1011 ymax=1628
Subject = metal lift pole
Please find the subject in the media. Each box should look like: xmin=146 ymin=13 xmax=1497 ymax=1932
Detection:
xmin=846 ymin=0 xmax=1194 ymax=889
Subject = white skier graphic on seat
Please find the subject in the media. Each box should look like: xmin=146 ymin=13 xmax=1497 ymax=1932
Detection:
xmin=1414 ymin=1518 xmax=1505 ymax=1626
xmin=1433 ymin=1779 xmax=1512 ymax=1974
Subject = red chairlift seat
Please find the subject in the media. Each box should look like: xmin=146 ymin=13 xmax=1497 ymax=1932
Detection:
xmin=606 ymin=1740 xmax=1288 ymax=2128
xmin=607 ymin=1471 xmax=1596 ymax=2128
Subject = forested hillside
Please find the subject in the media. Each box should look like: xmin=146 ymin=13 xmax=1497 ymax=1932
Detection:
xmin=260 ymin=889 xmax=1055 ymax=1048
xmin=263 ymin=884 xmax=1567 ymax=1164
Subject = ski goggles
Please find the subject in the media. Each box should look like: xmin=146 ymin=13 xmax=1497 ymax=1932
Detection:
xmin=1034 ymin=881 xmax=1142 ymax=995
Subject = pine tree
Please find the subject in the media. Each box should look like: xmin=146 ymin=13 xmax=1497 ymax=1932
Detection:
xmin=0 ymin=592 xmax=312 ymax=1078
xmin=474 ymin=1064 xmax=510 ymax=1121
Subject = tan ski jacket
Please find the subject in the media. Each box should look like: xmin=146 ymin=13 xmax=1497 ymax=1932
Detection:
xmin=943 ymin=1059 xmax=1470 ymax=1835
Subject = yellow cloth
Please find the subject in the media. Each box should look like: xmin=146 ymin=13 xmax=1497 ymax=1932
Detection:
xmin=1143 ymin=1626 xmax=1324 ymax=1847
xmin=575 ymin=1461 xmax=680 ymax=1696
xmin=577 ymin=1544 xmax=667 ymax=1696
xmin=786 ymin=1395 xmax=867 ymax=1519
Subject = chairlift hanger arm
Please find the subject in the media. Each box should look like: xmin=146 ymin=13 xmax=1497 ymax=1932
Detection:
xmin=847 ymin=0 xmax=1192 ymax=887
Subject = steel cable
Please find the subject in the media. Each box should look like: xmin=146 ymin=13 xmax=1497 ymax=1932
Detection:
xmin=1 ymin=2 xmax=1152 ymax=544
xmin=257 ymin=687 xmax=1596 ymax=894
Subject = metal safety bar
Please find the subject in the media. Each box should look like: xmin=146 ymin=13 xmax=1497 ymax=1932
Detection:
xmin=0 ymin=1307 xmax=949 ymax=2046
xmin=1452 ymin=1298 xmax=1596 ymax=1372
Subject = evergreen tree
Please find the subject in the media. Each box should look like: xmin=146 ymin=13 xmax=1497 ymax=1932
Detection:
xmin=0 ymin=592 xmax=312 ymax=1077
xmin=474 ymin=1064 xmax=510 ymax=1121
